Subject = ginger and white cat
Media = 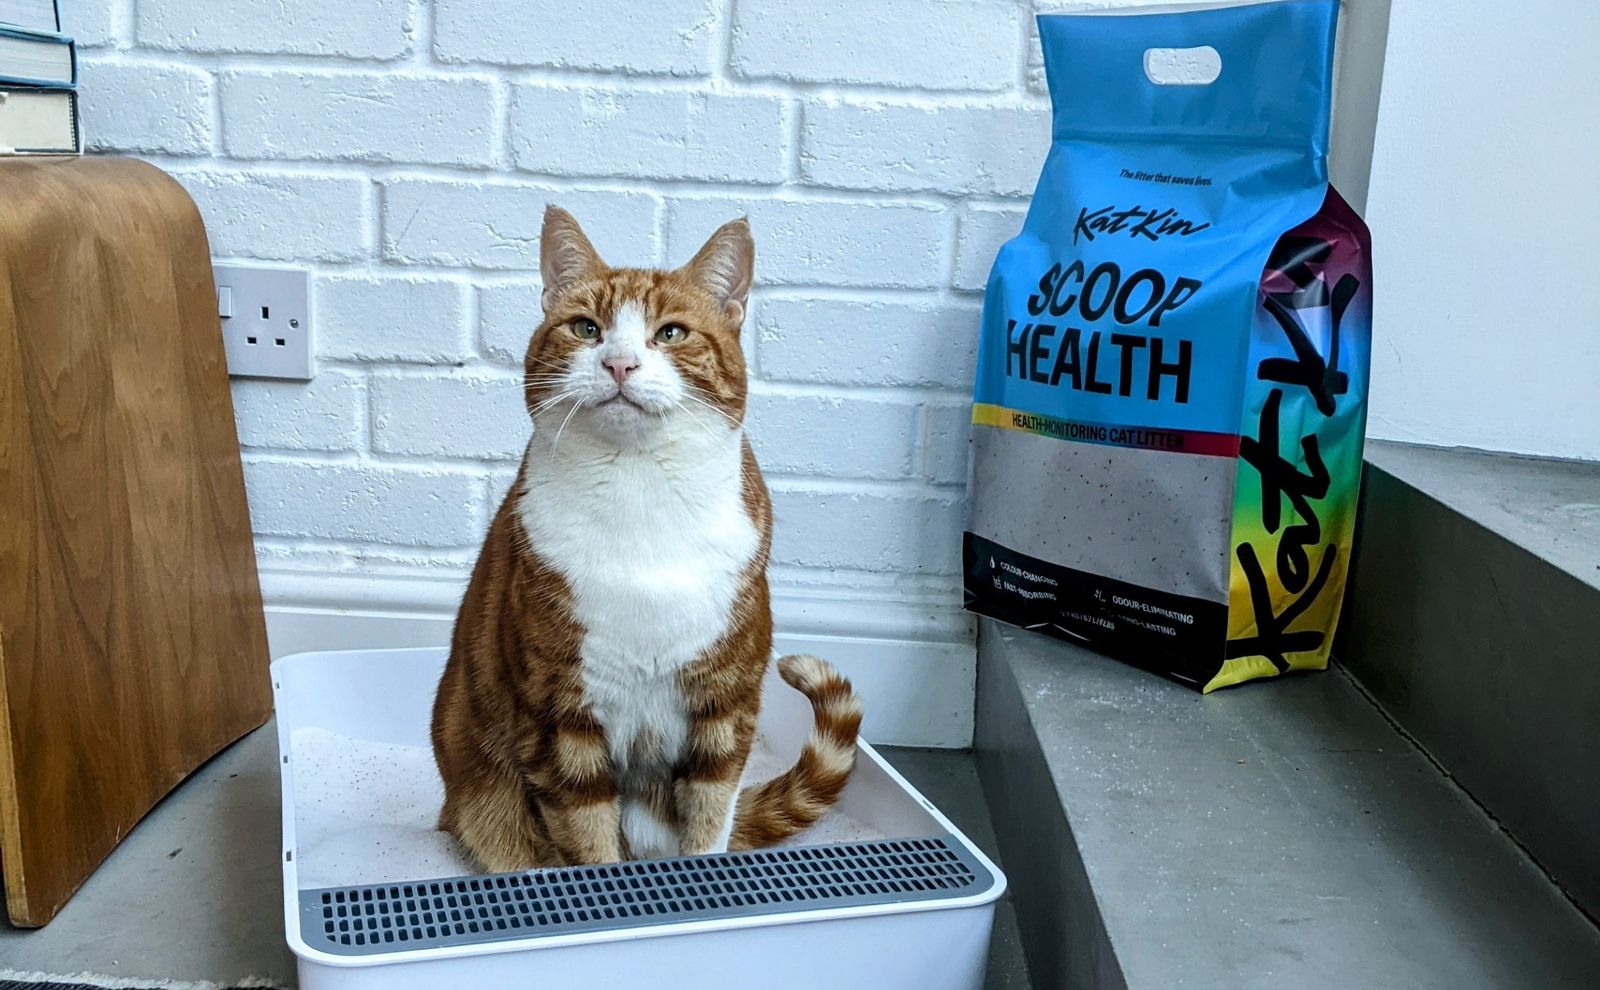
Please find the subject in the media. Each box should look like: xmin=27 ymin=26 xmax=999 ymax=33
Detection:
xmin=431 ymin=206 xmax=861 ymax=870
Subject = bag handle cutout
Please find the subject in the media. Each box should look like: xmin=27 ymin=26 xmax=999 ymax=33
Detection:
xmin=1143 ymin=45 xmax=1222 ymax=85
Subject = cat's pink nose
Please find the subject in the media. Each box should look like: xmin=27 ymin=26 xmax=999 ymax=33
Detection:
xmin=603 ymin=355 xmax=640 ymax=386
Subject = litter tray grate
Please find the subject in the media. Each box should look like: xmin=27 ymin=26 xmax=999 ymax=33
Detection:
xmin=299 ymin=836 xmax=993 ymax=956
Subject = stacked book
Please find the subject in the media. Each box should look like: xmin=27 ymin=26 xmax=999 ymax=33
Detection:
xmin=0 ymin=0 xmax=79 ymax=155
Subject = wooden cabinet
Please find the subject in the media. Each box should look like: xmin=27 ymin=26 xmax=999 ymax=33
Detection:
xmin=0 ymin=157 xmax=271 ymax=926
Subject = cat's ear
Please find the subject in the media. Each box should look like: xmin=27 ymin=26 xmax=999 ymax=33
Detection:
xmin=680 ymin=217 xmax=754 ymax=325
xmin=540 ymin=205 xmax=604 ymax=311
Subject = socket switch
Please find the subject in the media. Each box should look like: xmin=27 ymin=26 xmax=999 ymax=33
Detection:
xmin=213 ymin=263 xmax=314 ymax=380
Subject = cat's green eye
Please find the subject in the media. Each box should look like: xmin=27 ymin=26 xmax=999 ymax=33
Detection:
xmin=654 ymin=323 xmax=687 ymax=345
xmin=571 ymin=318 xmax=601 ymax=341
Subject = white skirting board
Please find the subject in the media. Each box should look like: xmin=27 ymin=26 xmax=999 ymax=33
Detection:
xmin=259 ymin=570 xmax=977 ymax=748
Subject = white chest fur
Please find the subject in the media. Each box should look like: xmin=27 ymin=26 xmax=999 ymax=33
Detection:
xmin=515 ymin=422 xmax=758 ymax=775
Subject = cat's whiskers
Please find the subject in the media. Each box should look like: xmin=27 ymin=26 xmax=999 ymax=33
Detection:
xmin=530 ymin=389 xmax=583 ymax=418
xmin=671 ymin=398 xmax=727 ymax=446
xmin=549 ymin=396 xmax=585 ymax=450
xmin=679 ymin=391 xmax=746 ymax=436
xmin=679 ymin=381 xmax=730 ymax=404
xmin=524 ymin=355 xmax=570 ymax=374
xmin=477 ymin=376 xmax=574 ymax=398
xmin=679 ymin=384 xmax=749 ymax=432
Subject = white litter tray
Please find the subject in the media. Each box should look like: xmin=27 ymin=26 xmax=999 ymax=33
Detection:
xmin=272 ymin=648 xmax=1006 ymax=990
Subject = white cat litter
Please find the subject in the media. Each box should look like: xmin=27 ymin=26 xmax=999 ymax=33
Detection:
xmin=274 ymin=647 xmax=1004 ymax=990
xmin=290 ymin=726 xmax=885 ymax=890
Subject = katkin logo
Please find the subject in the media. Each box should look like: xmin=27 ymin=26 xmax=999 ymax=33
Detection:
xmin=1073 ymin=205 xmax=1211 ymax=245
xmin=1225 ymin=235 xmax=1360 ymax=672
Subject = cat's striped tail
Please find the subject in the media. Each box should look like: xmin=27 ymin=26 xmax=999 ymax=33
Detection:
xmin=729 ymin=654 xmax=863 ymax=850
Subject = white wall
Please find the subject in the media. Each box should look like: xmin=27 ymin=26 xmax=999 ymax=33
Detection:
xmin=67 ymin=0 xmax=1055 ymax=612
xmin=1364 ymin=0 xmax=1600 ymax=461
xmin=1326 ymin=0 xmax=1389 ymax=213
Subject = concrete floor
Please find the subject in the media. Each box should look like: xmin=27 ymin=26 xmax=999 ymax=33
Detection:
xmin=0 ymin=727 xmax=292 ymax=984
xmin=0 ymin=724 xmax=1029 ymax=989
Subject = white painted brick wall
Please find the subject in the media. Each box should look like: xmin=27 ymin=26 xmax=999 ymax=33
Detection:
xmin=508 ymin=86 xmax=791 ymax=184
xmin=381 ymin=179 xmax=661 ymax=269
xmin=173 ymin=171 xmax=371 ymax=261
xmin=434 ymin=0 xmax=721 ymax=75
xmin=801 ymin=101 xmax=1048 ymax=196
xmin=138 ymin=0 xmax=413 ymax=59
xmin=68 ymin=0 xmax=117 ymax=48
xmin=756 ymin=296 xmax=983 ymax=390
xmin=745 ymin=391 xmax=919 ymax=481
xmin=477 ymin=281 xmax=541 ymax=366
xmin=232 ymin=370 xmax=366 ymax=453
xmin=730 ymin=0 xmax=1022 ymax=91
xmin=953 ymin=203 xmax=1028 ymax=291
xmin=221 ymin=72 xmax=499 ymax=167
xmin=242 ymin=459 xmax=484 ymax=546
xmin=316 ymin=274 xmax=472 ymax=364
xmin=370 ymin=371 xmax=531 ymax=460
xmin=666 ymin=197 xmax=949 ymax=289
xmin=79 ymin=59 xmax=213 ymax=154
xmin=69 ymin=0 xmax=1072 ymax=605
xmin=769 ymin=485 xmax=965 ymax=573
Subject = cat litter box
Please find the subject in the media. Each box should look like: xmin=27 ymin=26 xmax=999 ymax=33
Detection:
xmin=272 ymin=647 xmax=1007 ymax=990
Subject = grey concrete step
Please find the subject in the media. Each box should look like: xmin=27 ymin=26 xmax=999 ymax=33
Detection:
xmin=1340 ymin=441 xmax=1600 ymax=919
xmin=975 ymin=616 xmax=1600 ymax=990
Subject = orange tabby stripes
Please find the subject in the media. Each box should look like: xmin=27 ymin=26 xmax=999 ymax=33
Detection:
xmin=431 ymin=206 xmax=861 ymax=871
xmin=730 ymin=655 xmax=865 ymax=851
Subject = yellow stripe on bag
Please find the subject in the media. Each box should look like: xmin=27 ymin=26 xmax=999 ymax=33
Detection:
xmin=970 ymin=403 xmax=1013 ymax=429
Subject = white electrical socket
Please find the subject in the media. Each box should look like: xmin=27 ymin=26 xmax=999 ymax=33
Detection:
xmin=213 ymin=263 xmax=314 ymax=380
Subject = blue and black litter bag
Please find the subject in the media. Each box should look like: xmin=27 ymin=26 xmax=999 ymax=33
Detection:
xmin=964 ymin=0 xmax=1373 ymax=691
